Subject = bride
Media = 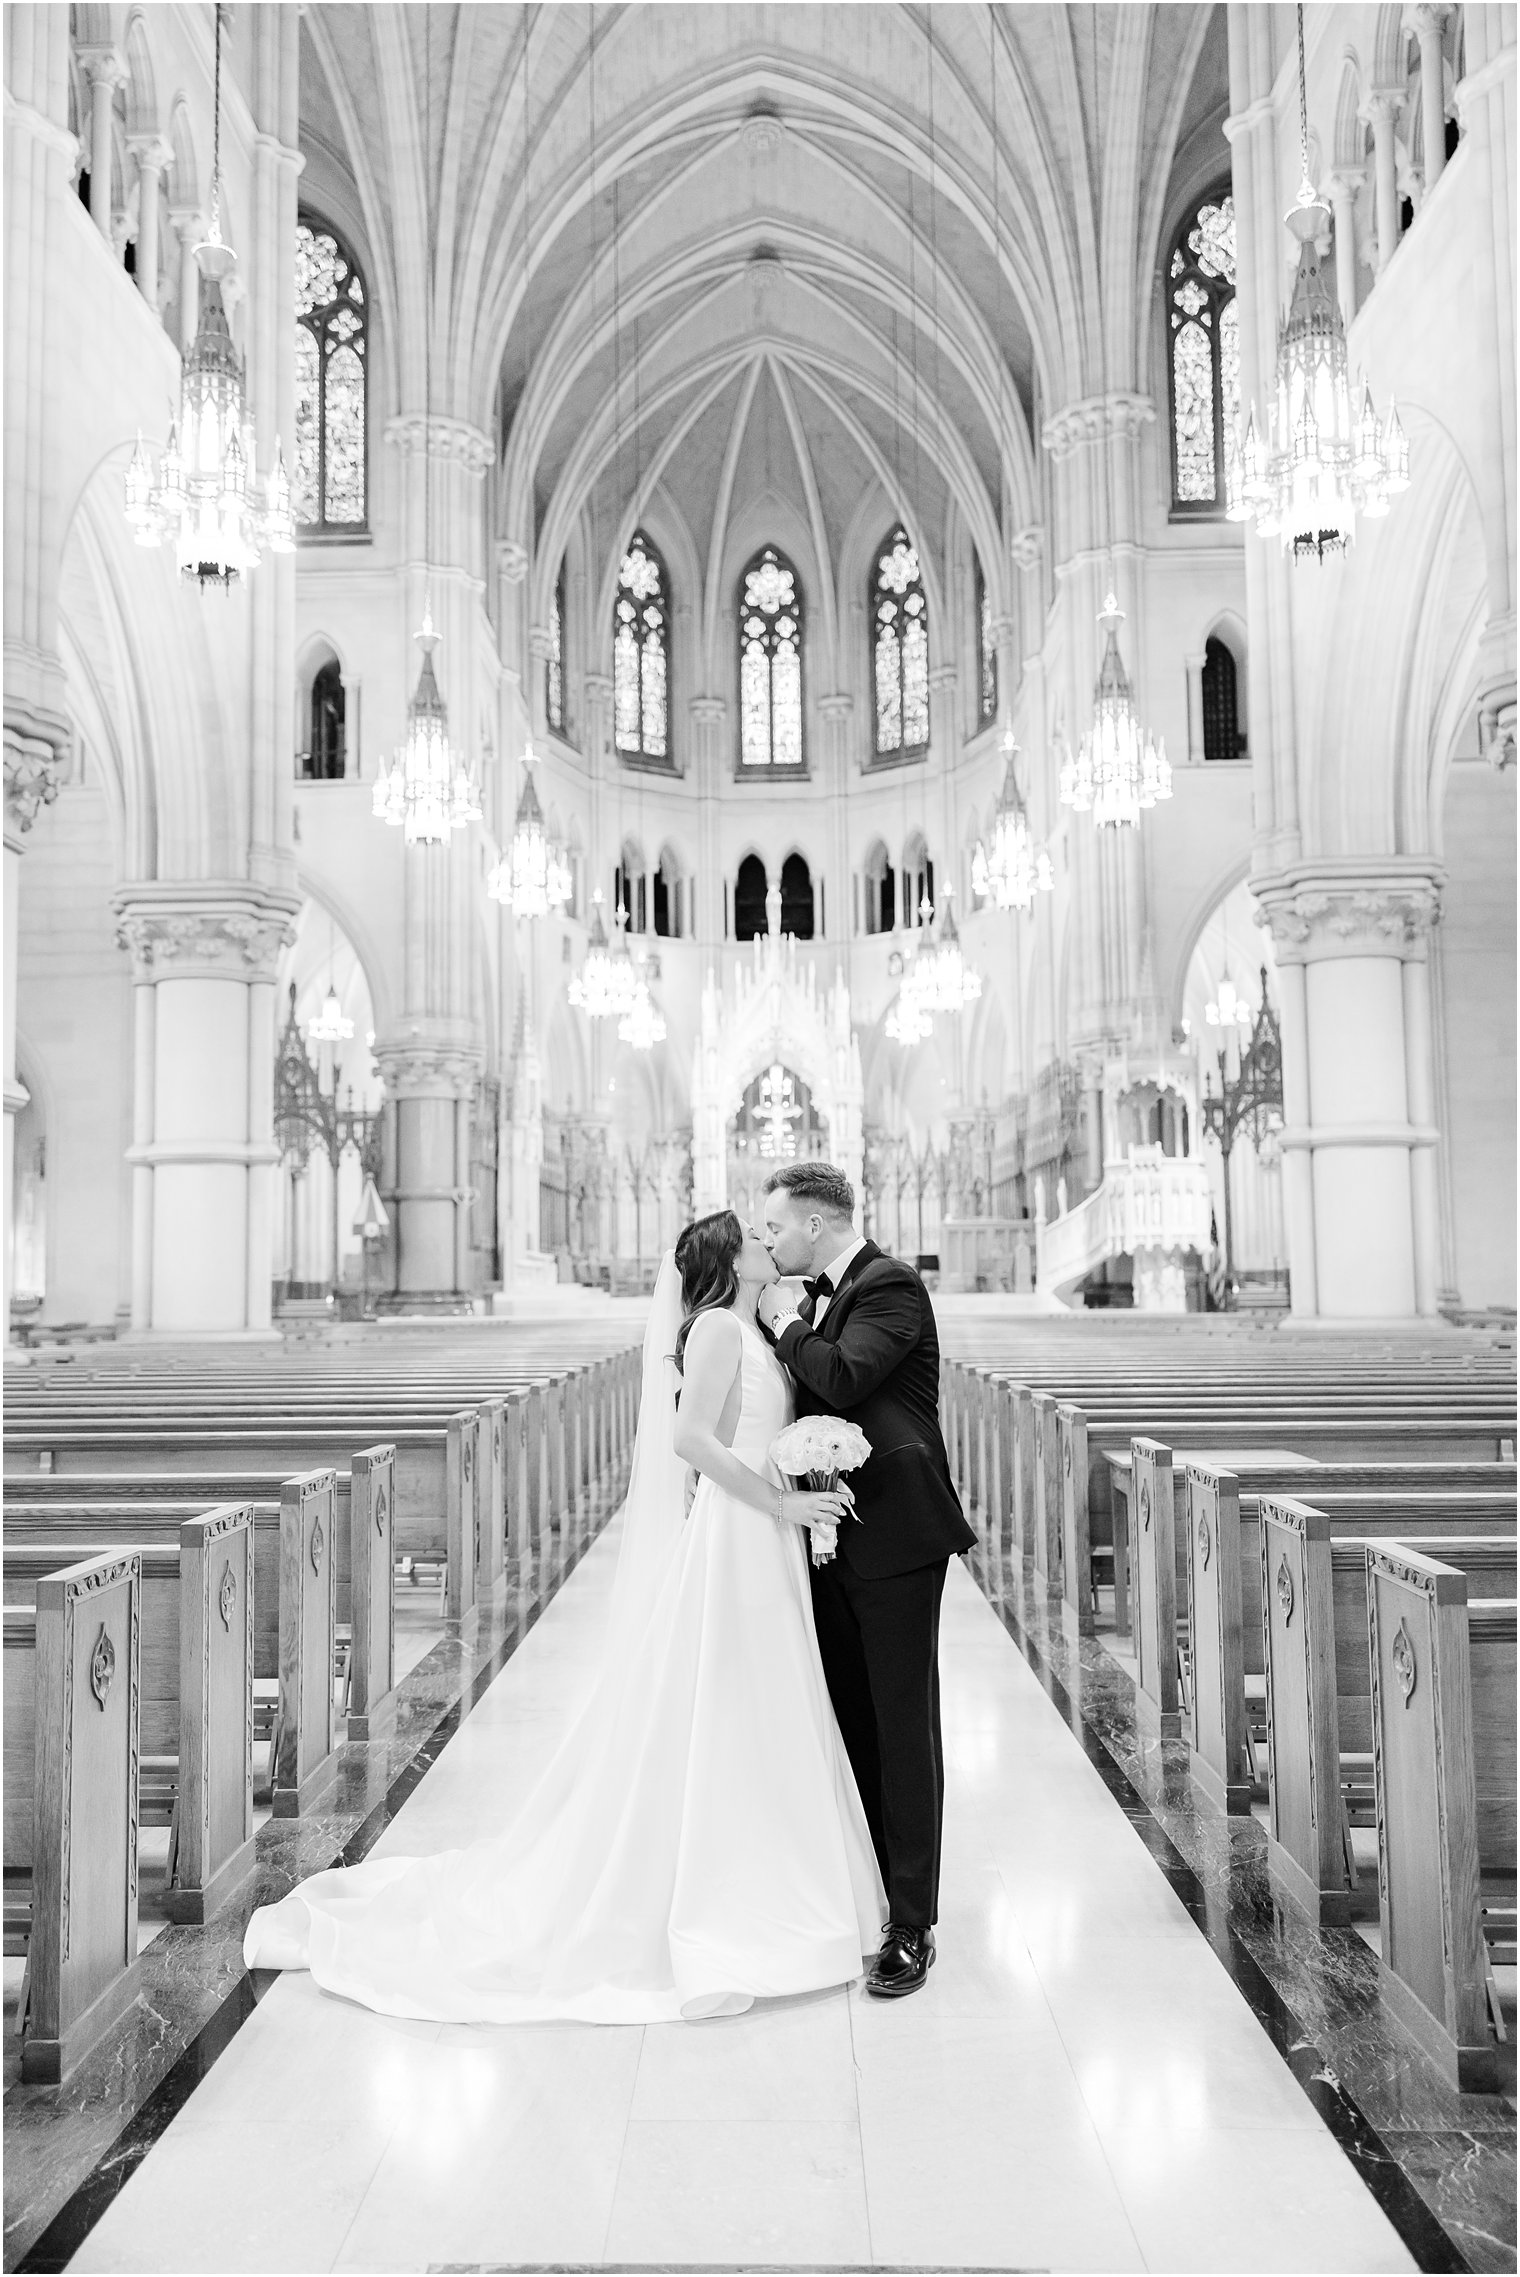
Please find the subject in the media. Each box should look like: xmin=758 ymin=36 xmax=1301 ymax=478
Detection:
xmin=243 ymin=1210 xmax=886 ymax=2022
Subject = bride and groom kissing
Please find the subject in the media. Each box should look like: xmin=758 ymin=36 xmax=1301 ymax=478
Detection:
xmin=245 ymin=1160 xmax=976 ymax=2024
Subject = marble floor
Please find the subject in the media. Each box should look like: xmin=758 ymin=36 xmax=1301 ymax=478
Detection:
xmin=56 ymin=1524 xmax=1421 ymax=2276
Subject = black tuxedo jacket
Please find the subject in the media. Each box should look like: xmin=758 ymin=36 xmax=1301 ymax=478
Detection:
xmin=774 ymin=1242 xmax=975 ymax=1580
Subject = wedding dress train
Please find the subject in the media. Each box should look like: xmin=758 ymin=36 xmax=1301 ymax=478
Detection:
xmin=243 ymin=1289 xmax=884 ymax=2023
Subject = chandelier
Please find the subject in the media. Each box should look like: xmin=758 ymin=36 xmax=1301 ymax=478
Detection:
xmin=618 ymin=977 xmax=667 ymax=1052
xmin=1229 ymin=4 xmax=1408 ymax=560
xmin=569 ymin=892 xmax=641 ymax=1019
xmin=884 ymin=991 xmax=933 ymax=1047
xmin=1206 ymin=973 xmax=1254 ymax=1032
xmin=371 ymin=602 xmax=480 ymax=844
xmin=123 ymin=7 xmax=293 ymax=583
xmin=900 ymin=892 xmax=982 ymax=1018
xmin=487 ymin=743 xmax=571 ymax=914
xmin=1059 ymin=595 xmax=1172 ymax=828
xmin=307 ymin=982 xmax=354 ymax=1045
xmin=972 ymin=734 xmax=1055 ymax=911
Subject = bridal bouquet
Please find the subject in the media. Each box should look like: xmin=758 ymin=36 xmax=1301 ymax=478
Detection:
xmin=769 ymin=1417 xmax=872 ymax=1566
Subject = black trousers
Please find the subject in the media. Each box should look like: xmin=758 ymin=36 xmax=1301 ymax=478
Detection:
xmin=808 ymin=1553 xmax=949 ymax=1930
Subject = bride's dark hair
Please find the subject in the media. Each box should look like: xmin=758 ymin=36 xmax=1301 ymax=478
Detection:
xmin=673 ymin=1210 xmax=744 ymax=1371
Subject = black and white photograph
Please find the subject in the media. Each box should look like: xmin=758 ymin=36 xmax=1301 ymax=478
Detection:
xmin=2 ymin=1 xmax=1515 ymax=2271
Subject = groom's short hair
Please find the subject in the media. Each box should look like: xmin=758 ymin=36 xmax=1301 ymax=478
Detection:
xmin=764 ymin=1161 xmax=855 ymax=1224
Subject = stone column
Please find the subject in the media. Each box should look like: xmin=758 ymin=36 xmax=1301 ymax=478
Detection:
xmin=127 ymin=133 xmax=172 ymax=313
xmin=1367 ymin=91 xmax=1405 ymax=273
xmin=1326 ymin=170 xmax=1366 ymax=328
xmin=1415 ymin=6 xmax=1451 ymax=194
xmin=77 ymin=47 xmax=124 ymax=244
xmin=1255 ymin=864 xmax=1443 ymax=1319
xmin=5 ymin=8 xmax=74 ymax=1335
xmin=373 ymin=1039 xmax=484 ymax=1308
xmin=169 ymin=205 xmax=203 ymax=353
xmin=4 ymin=747 xmax=63 ymax=1332
xmin=113 ymin=885 xmax=300 ymax=1336
xmin=687 ymin=695 xmax=725 ymax=943
xmin=818 ymin=692 xmax=853 ymax=947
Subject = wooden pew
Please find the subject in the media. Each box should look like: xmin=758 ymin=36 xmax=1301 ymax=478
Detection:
xmin=273 ymin=1471 xmax=340 ymax=1816
xmin=5 ymin=1446 xmax=398 ymax=1750
xmin=4 ymin=1552 xmax=144 ymax=2083
xmin=1365 ymin=1543 xmax=1517 ymax=2091
xmin=1131 ymin=1440 xmax=1180 ymax=1736
xmin=346 ymin=1446 xmax=397 ymax=1740
xmin=5 ymin=1510 xmax=257 ymax=1926
xmin=1183 ymin=1464 xmax=1517 ymax=1815
xmin=1259 ymin=1497 xmax=1516 ymax=1927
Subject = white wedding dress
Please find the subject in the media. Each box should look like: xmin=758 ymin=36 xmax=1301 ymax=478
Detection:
xmin=243 ymin=1267 xmax=885 ymax=2023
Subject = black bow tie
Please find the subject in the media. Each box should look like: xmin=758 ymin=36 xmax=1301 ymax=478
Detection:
xmin=803 ymin=1274 xmax=831 ymax=1305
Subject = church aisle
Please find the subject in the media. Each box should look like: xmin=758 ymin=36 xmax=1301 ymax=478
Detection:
xmin=66 ymin=1533 xmax=1415 ymax=2277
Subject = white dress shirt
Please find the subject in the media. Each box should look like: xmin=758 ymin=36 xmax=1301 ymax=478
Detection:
xmin=809 ymin=1234 xmax=868 ymax=1327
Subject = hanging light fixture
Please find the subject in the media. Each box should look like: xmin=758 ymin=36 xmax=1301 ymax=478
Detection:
xmin=973 ymin=732 xmax=1055 ymax=911
xmin=1059 ymin=595 xmax=1172 ymax=828
xmin=1206 ymin=974 xmax=1254 ymax=1032
xmin=123 ymin=4 xmax=293 ymax=582
xmin=568 ymin=890 xmax=639 ymax=1018
xmin=308 ymin=982 xmax=354 ymax=1045
xmin=617 ymin=977 xmax=666 ymax=1052
xmin=371 ymin=599 xmax=480 ymax=843
xmin=904 ymin=891 xmax=983 ymax=1017
xmin=885 ymin=991 xmax=933 ymax=1047
xmin=487 ymin=742 xmax=571 ymax=913
xmin=307 ymin=920 xmax=355 ymax=1043
xmin=1230 ymin=2 xmax=1408 ymax=560
xmin=372 ymin=13 xmax=478 ymax=846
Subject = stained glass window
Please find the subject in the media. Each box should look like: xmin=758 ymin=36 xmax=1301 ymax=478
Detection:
xmin=872 ymin=527 xmax=930 ymax=761
xmin=614 ymin=531 xmax=669 ymax=763
xmin=294 ymin=217 xmax=367 ymax=530
xmin=737 ymin=546 xmax=804 ymax=768
xmin=975 ymin=554 xmax=997 ymax=726
xmin=1167 ymin=190 xmax=1236 ymax=515
xmin=546 ymin=560 xmax=565 ymax=733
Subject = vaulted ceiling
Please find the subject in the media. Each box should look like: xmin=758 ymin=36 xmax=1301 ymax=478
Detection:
xmin=300 ymin=5 xmax=1229 ymax=623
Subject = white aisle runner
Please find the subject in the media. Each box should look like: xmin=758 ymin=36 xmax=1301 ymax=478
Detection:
xmin=71 ymin=1524 xmax=1413 ymax=2275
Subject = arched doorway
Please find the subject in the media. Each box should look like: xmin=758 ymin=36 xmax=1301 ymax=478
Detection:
xmin=727 ymin=1063 xmax=828 ymax=1225
xmin=274 ymin=900 xmax=384 ymax=1313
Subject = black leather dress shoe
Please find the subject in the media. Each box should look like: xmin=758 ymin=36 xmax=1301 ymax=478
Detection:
xmin=865 ymin=1923 xmax=936 ymax=1998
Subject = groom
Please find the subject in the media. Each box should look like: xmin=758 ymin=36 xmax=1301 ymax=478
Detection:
xmin=759 ymin=1161 xmax=974 ymax=1997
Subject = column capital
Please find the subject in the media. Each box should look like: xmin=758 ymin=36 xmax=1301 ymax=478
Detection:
xmin=373 ymin=1039 xmax=485 ymax=1099
xmin=4 ymin=738 xmax=64 ymax=840
xmin=496 ymin=538 xmax=529 ymax=582
xmin=1009 ymin=525 xmax=1045 ymax=571
xmin=816 ymin=692 xmax=853 ymax=719
xmin=1326 ymin=164 xmax=1368 ymax=195
xmin=1365 ymin=87 xmax=1407 ymax=126
xmin=527 ymin=624 xmax=556 ymax=663
xmin=112 ymin=882 xmax=300 ymax=982
xmin=169 ymin=203 xmax=206 ymax=241
xmin=1413 ymin=5 xmax=1450 ymax=41
xmin=928 ymin=663 xmax=959 ymax=694
xmin=1252 ymin=861 xmax=1444 ymax=964
xmin=127 ymin=131 xmax=174 ymax=173
xmin=387 ymin=414 xmax=495 ymax=476
xmin=77 ymin=45 xmax=127 ymax=91
xmin=1041 ymin=396 xmax=1153 ymax=462
xmin=688 ymin=695 xmax=726 ymax=725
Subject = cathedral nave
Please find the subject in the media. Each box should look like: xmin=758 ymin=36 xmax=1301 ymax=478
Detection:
xmin=3 ymin=1 xmax=1516 ymax=2270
